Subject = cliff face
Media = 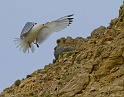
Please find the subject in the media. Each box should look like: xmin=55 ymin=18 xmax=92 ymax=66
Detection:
xmin=1 ymin=5 xmax=124 ymax=97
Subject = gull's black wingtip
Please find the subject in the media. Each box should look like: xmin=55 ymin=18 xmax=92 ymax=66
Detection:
xmin=68 ymin=14 xmax=74 ymax=17
xmin=67 ymin=14 xmax=74 ymax=26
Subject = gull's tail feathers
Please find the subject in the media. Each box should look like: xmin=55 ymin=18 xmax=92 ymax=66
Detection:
xmin=14 ymin=38 xmax=35 ymax=53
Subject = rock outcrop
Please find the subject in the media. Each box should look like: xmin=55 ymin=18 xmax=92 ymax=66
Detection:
xmin=0 ymin=4 xmax=124 ymax=97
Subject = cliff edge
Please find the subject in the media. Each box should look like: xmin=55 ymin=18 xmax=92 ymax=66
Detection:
xmin=0 ymin=5 xmax=124 ymax=97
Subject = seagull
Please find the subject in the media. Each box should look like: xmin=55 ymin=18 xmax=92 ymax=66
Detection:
xmin=14 ymin=14 xmax=74 ymax=53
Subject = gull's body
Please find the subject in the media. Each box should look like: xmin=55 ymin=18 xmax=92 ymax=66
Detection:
xmin=14 ymin=14 xmax=74 ymax=53
xmin=23 ymin=24 xmax=45 ymax=44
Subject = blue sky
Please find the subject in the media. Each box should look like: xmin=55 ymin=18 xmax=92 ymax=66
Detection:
xmin=0 ymin=0 xmax=122 ymax=92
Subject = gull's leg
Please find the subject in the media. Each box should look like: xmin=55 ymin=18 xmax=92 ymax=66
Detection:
xmin=36 ymin=43 xmax=39 ymax=48
xmin=33 ymin=39 xmax=39 ymax=48
xmin=28 ymin=42 xmax=31 ymax=48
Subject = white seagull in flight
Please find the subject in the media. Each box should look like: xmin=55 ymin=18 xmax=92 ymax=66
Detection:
xmin=14 ymin=14 xmax=74 ymax=53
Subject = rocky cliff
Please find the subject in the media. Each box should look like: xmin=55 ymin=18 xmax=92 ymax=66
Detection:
xmin=0 ymin=4 xmax=124 ymax=97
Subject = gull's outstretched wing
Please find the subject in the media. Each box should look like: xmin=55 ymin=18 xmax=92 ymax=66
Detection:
xmin=37 ymin=14 xmax=74 ymax=44
xmin=20 ymin=22 xmax=36 ymax=38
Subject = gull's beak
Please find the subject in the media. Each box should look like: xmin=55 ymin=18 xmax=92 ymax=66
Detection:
xmin=44 ymin=25 xmax=49 ymax=28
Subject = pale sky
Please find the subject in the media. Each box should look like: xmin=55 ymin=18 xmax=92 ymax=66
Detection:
xmin=0 ymin=0 xmax=122 ymax=92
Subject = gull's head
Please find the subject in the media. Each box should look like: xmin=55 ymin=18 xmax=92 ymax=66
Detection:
xmin=33 ymin=24 xmax=48 ymax=29
xmin=32 ymin=24 xmax=45 ymax=31
xmin=43 ymin=25 xmax=49 ymax=28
